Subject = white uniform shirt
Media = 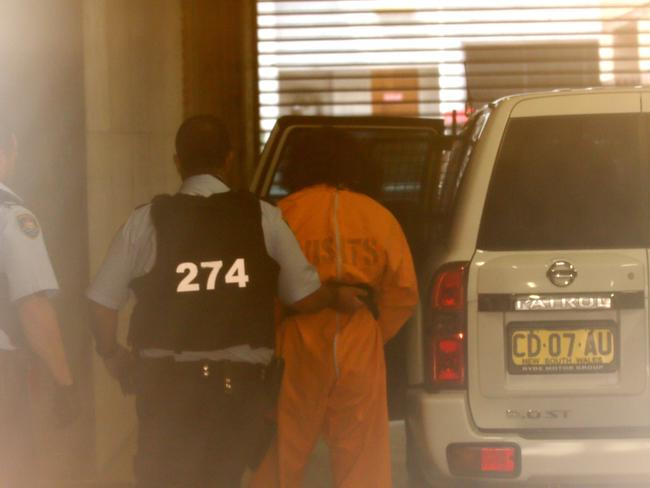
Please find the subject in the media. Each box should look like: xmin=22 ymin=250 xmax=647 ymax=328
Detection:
xmin=87 ymin=175 xmax=321 ymax=363
xmin=0 ymin=183 xmax=59 ymax=350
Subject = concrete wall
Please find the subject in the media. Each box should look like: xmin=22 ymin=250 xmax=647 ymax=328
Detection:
xmin=182 ymin=0 xmax=260 ymax=186
xmin=83 ymin=0 xmax=183 ymax=480
xmin=0 ymin=0 xmax=91 ymax=483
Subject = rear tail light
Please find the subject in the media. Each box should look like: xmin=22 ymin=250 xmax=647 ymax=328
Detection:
xmin=447 ymin=443 xmax=520 ymax=478
xmin=427 ymin=262 xmax=469 ymax=388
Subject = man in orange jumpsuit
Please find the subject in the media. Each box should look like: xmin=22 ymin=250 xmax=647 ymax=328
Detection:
xmin=251 ymin=128 xmax=419 ymax=488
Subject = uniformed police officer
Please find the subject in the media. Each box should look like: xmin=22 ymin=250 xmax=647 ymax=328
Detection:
xmin=0 ymin=126 xmax=78 ymax=487
xmin=87 ymin=115 xmax=364 ymax=488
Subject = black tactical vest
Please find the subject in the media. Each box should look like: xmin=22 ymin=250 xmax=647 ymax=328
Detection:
xmin=0 ymin=189 xmax=23 ymax=347
xmin=128 ymin=191 xmax=279 ymax=352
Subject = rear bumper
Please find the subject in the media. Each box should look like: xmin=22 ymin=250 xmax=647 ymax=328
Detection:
xmin=406 ymin=388 xmax=650 ymax=486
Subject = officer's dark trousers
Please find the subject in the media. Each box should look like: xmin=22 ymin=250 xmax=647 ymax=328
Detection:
xmin=134 ymin=358 xmax=268 ymax=488
xmin=0 ymin=350 xmax=37 ymax=488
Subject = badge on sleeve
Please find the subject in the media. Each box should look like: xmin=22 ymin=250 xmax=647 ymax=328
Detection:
xmin=17 ymin=213 xmax=40 ymax=239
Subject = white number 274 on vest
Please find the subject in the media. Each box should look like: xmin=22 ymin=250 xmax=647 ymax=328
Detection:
xmin=176 ymin=258 xmax=250 ymax=292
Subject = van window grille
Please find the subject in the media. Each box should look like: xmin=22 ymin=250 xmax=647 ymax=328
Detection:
xmin=269 ymin=126 xmax=440 ymax=255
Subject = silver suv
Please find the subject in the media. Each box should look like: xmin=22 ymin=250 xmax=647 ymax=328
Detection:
xmin=407 ymin=87 xmax=650 ymax=486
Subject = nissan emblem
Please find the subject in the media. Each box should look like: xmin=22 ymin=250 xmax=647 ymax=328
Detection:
xmin=547 ymin=261 xmax=577 ymax=287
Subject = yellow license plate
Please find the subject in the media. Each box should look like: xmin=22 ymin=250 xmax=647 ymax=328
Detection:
xmin=508 ymin=322 xmax=617 ymax=374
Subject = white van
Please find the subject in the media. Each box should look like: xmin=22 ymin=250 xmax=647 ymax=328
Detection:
xmin=406 ymin=87 xmax=650 ymax=487
xmin=253 ymin=89 xmax=650 ymax=486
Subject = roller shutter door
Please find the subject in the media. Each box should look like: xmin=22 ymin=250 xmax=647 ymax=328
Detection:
xmin=257 ymin=1 xmax=650 ymax=138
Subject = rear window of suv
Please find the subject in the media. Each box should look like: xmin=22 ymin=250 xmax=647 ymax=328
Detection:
xmin=478 ymin=113 xmax=647 ymax=250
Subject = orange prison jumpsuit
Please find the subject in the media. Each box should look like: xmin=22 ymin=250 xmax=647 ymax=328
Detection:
xmin=250 ymin=185 xmax=418 ymax=488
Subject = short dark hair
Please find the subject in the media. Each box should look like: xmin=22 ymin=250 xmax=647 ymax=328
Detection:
xmin=283 ymin=127 xmax=381 ymax=196
xmin=175 ymin=115 xmax=231 ymax=175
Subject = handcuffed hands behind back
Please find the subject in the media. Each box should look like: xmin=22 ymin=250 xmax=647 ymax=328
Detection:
xmin=331 ymin=284 xmax=368 ymax=314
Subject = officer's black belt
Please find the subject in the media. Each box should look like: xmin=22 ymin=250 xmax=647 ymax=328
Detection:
xmin=137 ymin=356 xmax=268 ymax=382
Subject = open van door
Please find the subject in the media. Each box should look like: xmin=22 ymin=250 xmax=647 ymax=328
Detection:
xmin=251 ymin=115 xmax=448 ymax=418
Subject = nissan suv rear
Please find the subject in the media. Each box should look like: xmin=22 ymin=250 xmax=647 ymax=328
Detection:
xmin=406 ymin=87 xmax=650 ymax=486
